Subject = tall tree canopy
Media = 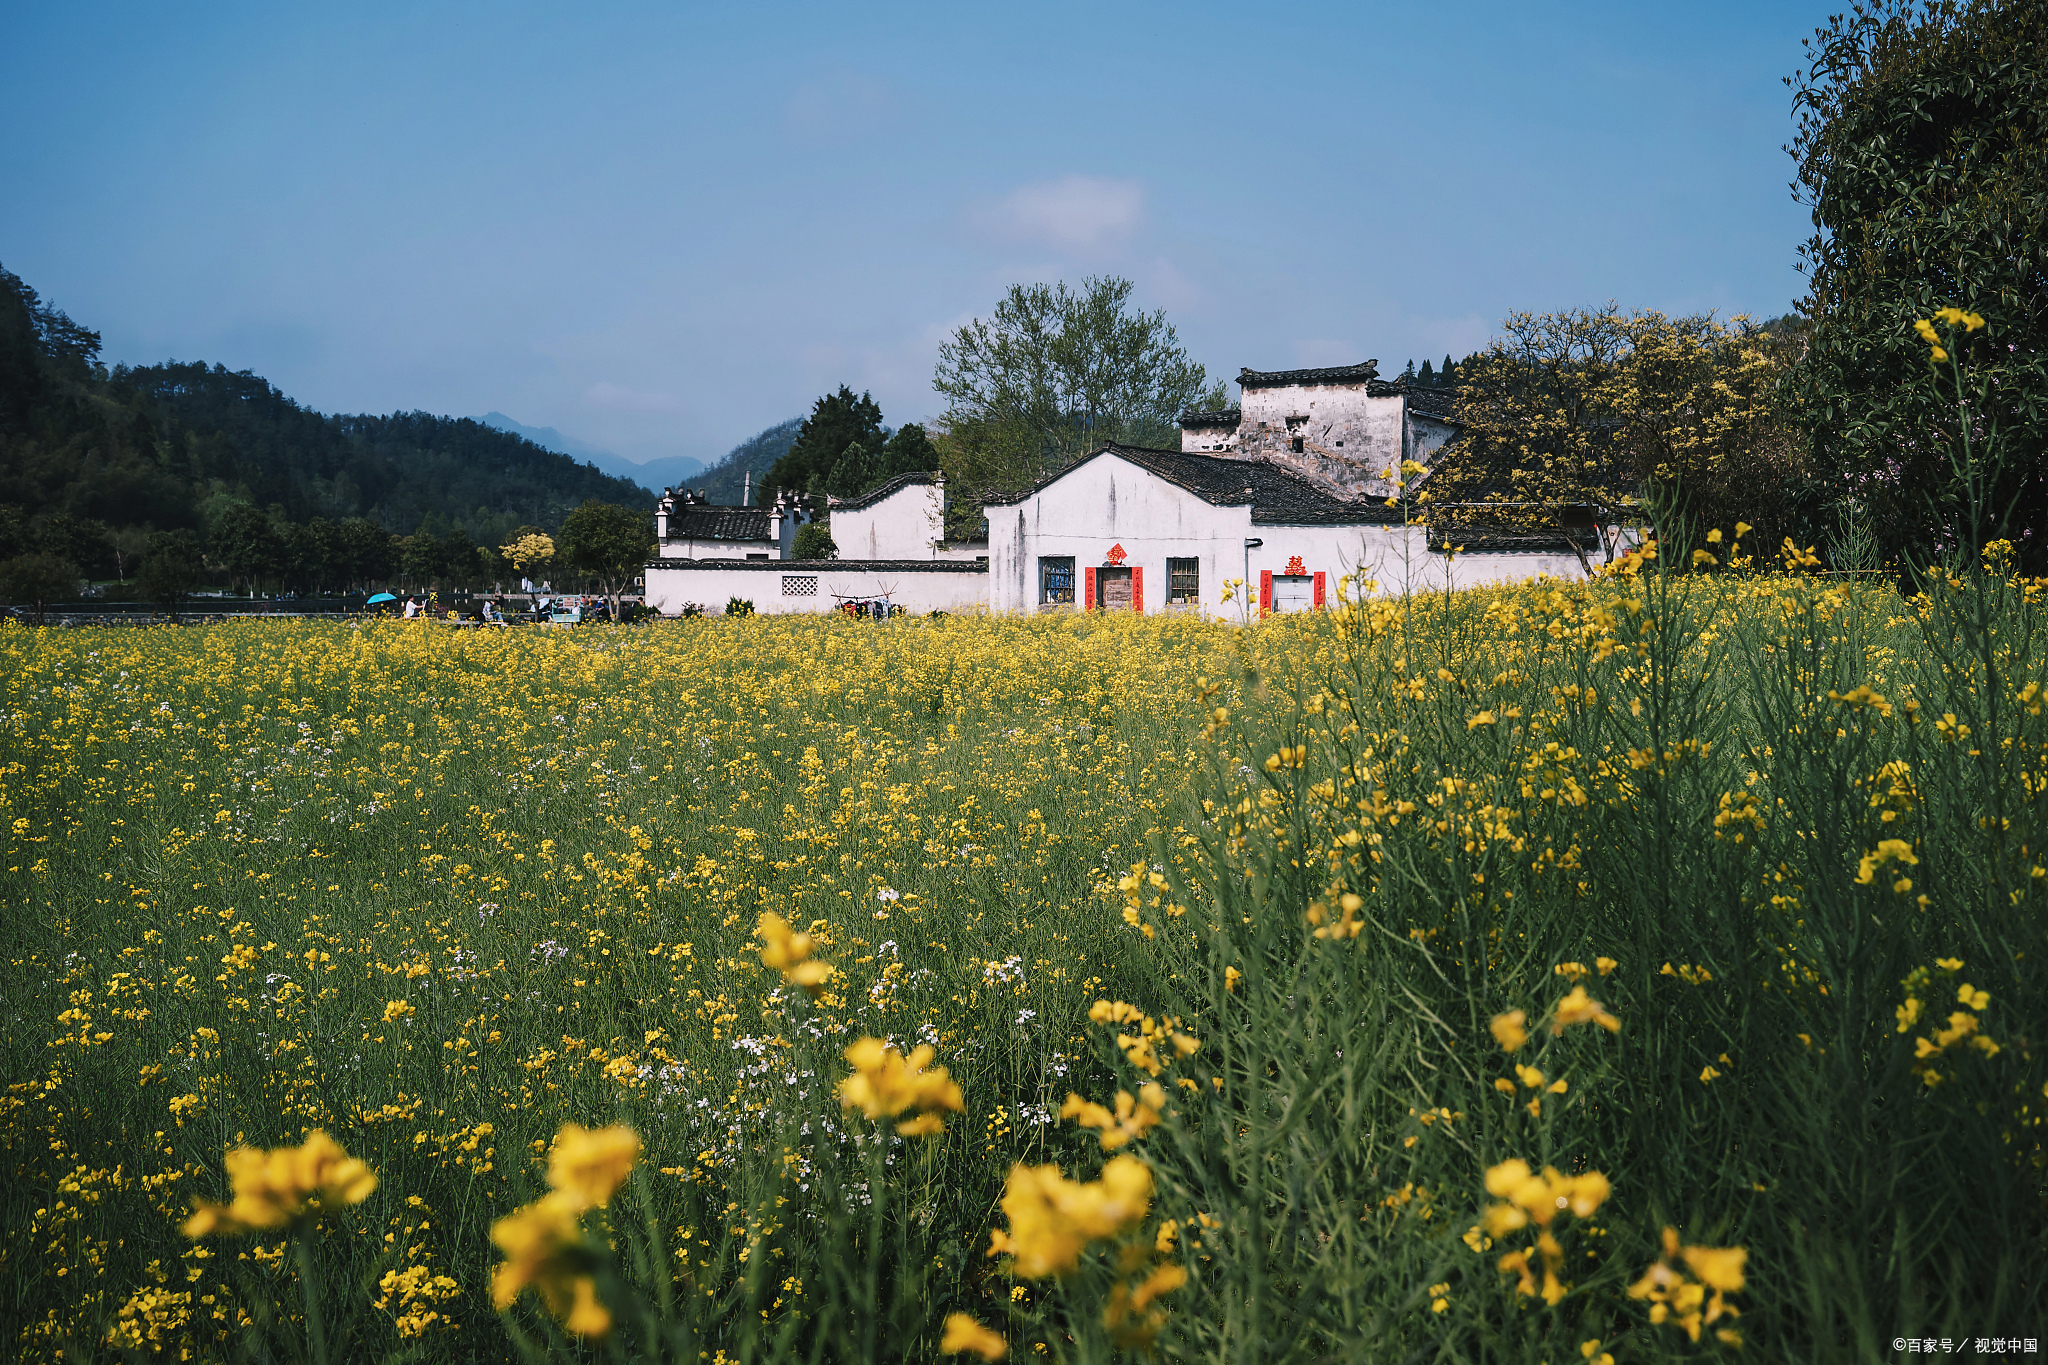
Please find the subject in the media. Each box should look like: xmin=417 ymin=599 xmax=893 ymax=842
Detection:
xmin=933 ymin=276 xmax=1212 ymax=500
xmin=762 ymin=387 xmax=885 ymax=500
xmin=1420 ymin=305 xmax=1811 ymax=568
xmin=1786 ymin=0 xmax=2048 ymax=571
xmin=558 ymin=499 xmax=654 ymax=616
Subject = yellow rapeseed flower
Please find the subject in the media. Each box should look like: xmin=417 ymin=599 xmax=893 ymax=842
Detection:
xmin=986 ymin=1155 xmax=1153 ymax=1278
xmin=839 ymin=1037 xmax=965 ymax=1134
xmin=1102 ymin=1260 xmax=1188 ymax=1348
xmin=490 ymin=1190 xmax=609 ymax=1336
xmin=1061 ymin=1084 xmax=1166 ymax=1150
xmin=940 ymin=1312 xmax=1008 ymax=1359
xmin=182 ymin=1131 xmax=377 ymax=1237
xmin=1490 ymin=1009 xmax=1528 ymax=1051
xmin=755 ymin=911 xmax=834 ymax=996
xmin=1629 ymin=1227 xmax=1746 ymax=1344
xmin=546 ymin=1123 xmax=640 ymax=1211
xmin=1549 ymin=985 xmax=1621 ymax=1035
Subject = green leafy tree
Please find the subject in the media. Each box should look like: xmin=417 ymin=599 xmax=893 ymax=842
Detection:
xmin=438 ymin=525 xmax=480 ymax=590
xmin=874 ymin=424 xmax=940 ymax=486
xmin=210 ymin=503 xmax=285 ymax=594
xmin=334 ymin=518 xmax=394 ymax=592
xmin=933 ymin=276 xmax=1212 ymax=502
xmin=397 ymin=532 xmax=445 ymax=590
xmin=1785 ymin=0 xmax=2048 ymax=572
xmin=29 ymin=514 xmax=115 ymax=579
xmin=558 ymin=499 xmax=654 ymax=618
xmin=289 ymin=517 xmax=340 ymax=594
xmin=763 ymin=387 xmax=886 ymax=500
xmin=136 ymin=529 xmax=202 ymax=618
xmin=792 ymin=522 xmax=837 ymax=560
xmin=0 ymin=553 xmax=79 ymax=624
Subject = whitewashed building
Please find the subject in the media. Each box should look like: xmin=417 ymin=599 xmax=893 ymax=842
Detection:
xmin=653 ymin=488 xmax=804 ymax=560
xmin=983 ymin=444 xmax=1593 ymax=615
xmin=643 ymin=475 xmax=989 ymax=616
xmin=642 ymin=359 xmax=1617 ymax=618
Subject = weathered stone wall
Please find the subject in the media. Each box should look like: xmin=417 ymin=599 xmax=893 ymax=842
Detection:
xmin=1235 ymin=380 xmax=1405 ymax=500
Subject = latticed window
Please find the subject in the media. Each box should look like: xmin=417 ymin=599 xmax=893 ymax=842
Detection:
xmin=1167 ymin=557 xmax=1200 ymax=603
xmin=782 ymin=576 xmax=819 ymax=597
xmin=1039 ymin=557 xmax=1075 ymax=604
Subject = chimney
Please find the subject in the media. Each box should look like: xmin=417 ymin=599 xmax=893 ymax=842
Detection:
xmin=742 ymin=470 xmax=751 ymax=507
xmin=768 ymin=492 xmax=784 ymax=558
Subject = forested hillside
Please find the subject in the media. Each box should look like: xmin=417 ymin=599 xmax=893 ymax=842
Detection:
xmin=692 ymin=416 xmax=804 ymax=504
xmin=0 ymin=263 xmax=653 ymax=551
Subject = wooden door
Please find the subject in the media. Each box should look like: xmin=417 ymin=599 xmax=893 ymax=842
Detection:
xmin=1097 ymin=566 xmax=1133 ymax=610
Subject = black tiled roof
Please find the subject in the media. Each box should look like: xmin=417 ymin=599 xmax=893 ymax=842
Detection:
xmin=1238 ymin=360 xmax=1379 ymax=388
xmin=987 ymin=444 xmax=1401 ymax=525
xmin=666 ymin=507 xmax=774 ymax=542
xmin=1407 ymin=386 xmax=1460 ymax=421
xmin=827 ymin=471 xmax=939 ymax=511
xmin=1178 ymin=407 xmax=1242 ymax=428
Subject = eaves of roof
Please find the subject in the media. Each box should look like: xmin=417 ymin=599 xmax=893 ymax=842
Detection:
xmin=983 ymin=443 xmax=1399 ymax=525
xmin=827 ymin=470 xmax=940 ymax=511
xmin=1239 ymin=361 xmax=1381 ymax=388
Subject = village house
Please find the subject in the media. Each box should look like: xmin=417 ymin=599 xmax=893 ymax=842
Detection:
xmin=641 ymin=358 xmax=1617 ymax=617
xmin=642 ymin=474 xmax=989 ymax=615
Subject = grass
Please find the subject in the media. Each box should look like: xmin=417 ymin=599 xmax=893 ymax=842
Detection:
xmin=1 ymin=558 xmax=2043 ymax=1363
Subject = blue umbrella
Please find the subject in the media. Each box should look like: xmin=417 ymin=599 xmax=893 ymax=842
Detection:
xmin=366 ymin=592 xmax=397 ymax=604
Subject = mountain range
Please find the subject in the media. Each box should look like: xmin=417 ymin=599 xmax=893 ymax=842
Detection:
xmin=2 ymin=260 xmax=806 ymax=549
xmin=475 ymin=412 xmax=704 ymax=495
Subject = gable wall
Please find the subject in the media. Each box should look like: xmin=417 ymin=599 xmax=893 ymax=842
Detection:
xmin=830 ymin=482 xmax=947 ymax=559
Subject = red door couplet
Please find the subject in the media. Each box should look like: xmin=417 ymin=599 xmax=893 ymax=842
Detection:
xmin=1084 ymin=566 xmax=1096 ymax=612
xmin=1132 ymin=566 xmax=1143 ymax=615
xmin=1313 ymin=572 xmax=1326 ymax=608
xmin=1259 ymin=570 xmax=1273 ymax=618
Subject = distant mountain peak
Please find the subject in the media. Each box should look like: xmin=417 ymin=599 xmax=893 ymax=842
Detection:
xmin=474 ymin=412 xmax=704 ymax=494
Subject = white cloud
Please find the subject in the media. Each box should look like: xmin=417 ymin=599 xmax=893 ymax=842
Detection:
xmin=978 ymin=176 xmax=1145 ymax=250
xmin=583 ymin=381 xmax=684 ymax=415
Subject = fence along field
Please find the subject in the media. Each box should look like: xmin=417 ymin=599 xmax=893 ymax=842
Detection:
xmin=1 ymin=552 xmax=2042 ymax=1362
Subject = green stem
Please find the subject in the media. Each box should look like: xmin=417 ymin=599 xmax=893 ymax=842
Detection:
xmin=294 ymin=1228 xmax=330 ymax=1365
xmin=864 ymin=1133 xmax=884 ymax=1365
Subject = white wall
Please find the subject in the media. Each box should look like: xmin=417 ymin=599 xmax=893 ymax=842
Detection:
xmin=644 ymin=562 xmax=987 ymax=616
xmin=829 ymin=482 xmax=947 ymax=560
xmin=655 ymin=537 xmax=779 ymax=561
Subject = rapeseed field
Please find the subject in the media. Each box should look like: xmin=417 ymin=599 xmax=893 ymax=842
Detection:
xmin=3 ymin=551 xmax=2043 ymax=1362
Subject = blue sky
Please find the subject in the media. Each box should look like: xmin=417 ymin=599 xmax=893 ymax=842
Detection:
xmin=2 ymin=1 xmax=1833 ymax=467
